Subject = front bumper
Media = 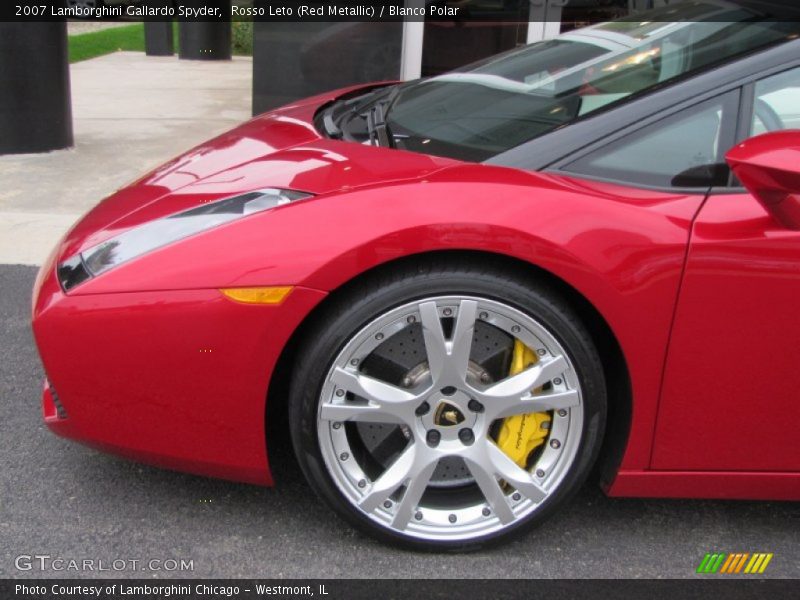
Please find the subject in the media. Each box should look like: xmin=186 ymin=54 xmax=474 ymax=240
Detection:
xmin=33 ymin=264 xmax=326 ymax=486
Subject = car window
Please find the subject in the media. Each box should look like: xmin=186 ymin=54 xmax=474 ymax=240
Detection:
xmin=751 ymin=66 xmax=800 ymax=135
xmin=562 ymin=92 xmax=738 ymax=189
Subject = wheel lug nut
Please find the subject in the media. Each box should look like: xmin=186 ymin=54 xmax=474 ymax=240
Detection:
xmin=512 ymin=492 xmax=521 ymax=501
xmin=358 ymin=479 xmax=366 ymax=488
xmin=448 ymin=514 xmax=457 ymax=523
xmin=383 ymin=500 xmax=392 ymax=509
xmin=550 ymin=439 xmax=561 ymax=449
xmin=479 ymin=312 xmax=488 ymax=320
xmin=482 ymin=507 xmax=491 ymax=517
xmin=332 ymin=422 xmax=342 ymax=430
xmin=350 ymin=358 xmax=359 ymax=366
xmin=468 ymin=399 xmax=484 ymax=413
xmin=511 ymin=325 xmax=520 ymax=333
xmin=375 ymin=332 xmax=384 ymax=340
xmin=335 ymin=389 xmax=344 ymax=397
xmin=426 ymin=430 xmax=440 ymax=447
xmin=536 ymin=469 xmax=546 ymax=478
xmin=339 ymin=453 xmax=349 ymax=461
xmin=443 ymin=308 xmax=453 ymax=316
xmin=553 ymin=378 xmax=562 ymax=385
xmin=557 ymin=409 xmax=567 ymax=417
xmin=458 ymin=428 xmax=474 ymax=445
xmin=415 ymin=401 xmax=430 ymax=416
xmin=414 ymin=511 xmax=423 ymax=521
xmin=407 ymin=315 xmax=416 ymax=323
xmin=537 ymin=348 xmax=546 ymax=356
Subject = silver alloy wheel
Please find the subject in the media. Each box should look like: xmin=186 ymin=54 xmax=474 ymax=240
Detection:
xmin=316 ymin=295 xmax=583 ymax=542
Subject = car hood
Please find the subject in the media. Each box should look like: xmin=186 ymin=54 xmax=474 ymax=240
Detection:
xmin=57 ymin=85 xmax=459 ymax=259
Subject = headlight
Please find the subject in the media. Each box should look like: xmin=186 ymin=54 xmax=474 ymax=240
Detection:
xmin=57 ymin=188 xmax=311 ymax=292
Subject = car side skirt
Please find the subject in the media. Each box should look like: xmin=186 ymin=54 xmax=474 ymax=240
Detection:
xmin=608 ymin=471 xmax=800 ymax=501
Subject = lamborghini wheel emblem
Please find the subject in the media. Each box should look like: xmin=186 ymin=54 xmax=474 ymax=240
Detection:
xmin=434 ymin=401 xmax=465 ymax=427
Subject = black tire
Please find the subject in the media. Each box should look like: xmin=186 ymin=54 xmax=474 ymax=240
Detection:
xmin=288 ymin=258 xmax=607 ymax=551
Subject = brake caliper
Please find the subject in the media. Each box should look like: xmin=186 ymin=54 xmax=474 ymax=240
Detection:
xmin=496 ymin=340 xmax=552 ymax=468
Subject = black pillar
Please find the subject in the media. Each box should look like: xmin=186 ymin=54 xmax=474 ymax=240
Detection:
xmin=0 ymin=23 xmax=73 ymax=155
xmin=145 ymin=22 xmax=175 ymax=56
xmin=179 ymin=1 xmax=232 ymax=61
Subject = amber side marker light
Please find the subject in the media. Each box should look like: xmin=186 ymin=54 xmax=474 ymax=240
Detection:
xmin=220 ymin=286 xmax=293 ymax=305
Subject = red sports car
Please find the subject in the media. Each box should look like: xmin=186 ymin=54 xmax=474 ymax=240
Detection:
xmin=33 ymin=2 xmax=800 ymax=549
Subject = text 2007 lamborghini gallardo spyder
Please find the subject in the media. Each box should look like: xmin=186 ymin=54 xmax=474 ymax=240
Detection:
xmin=33 ymin=2 xmax=800 ymax=549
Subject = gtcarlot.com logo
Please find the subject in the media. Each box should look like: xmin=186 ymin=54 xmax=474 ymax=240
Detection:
xmin=697 ymin=552 xmax=774 ymax=574
xmin=14 ymin=554 xmax=194 ymax=572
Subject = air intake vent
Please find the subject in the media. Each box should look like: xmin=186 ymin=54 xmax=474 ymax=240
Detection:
xmin=50 ymin=385 xmax=68 ymax=420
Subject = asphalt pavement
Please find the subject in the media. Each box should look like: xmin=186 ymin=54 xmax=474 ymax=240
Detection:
xmin=1 ymin=264 xmax=798 ymax=579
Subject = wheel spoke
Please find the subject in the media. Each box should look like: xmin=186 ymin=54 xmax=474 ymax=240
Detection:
xmin=450 ymin=299 xmax=478 ymax=382
xmin=491 ymin=389 xmax=580 ymax=419
xmin=359 ymin=443 xmax=439 ymax=530
xmin=464 ymin=454 xmax=516 ymax=524
xmin=477 ymin=355 xmax=570 ymax=418
xmin=321 ymin=367 xmax=419 ymax=424
xmin=391 ymin=457 xmax=438 ymax=529
xmin=419 ymin=301 xmax=447 ymax=382
xmin=487 ymin=355 xmax=567 ymax=397
xmin=319 ymin=402 xmax=404 ymax=424
xmin=487 ymin=443 xmax=547 ymax=503
xmin=419 ymin=299 xmax=478 ymax=385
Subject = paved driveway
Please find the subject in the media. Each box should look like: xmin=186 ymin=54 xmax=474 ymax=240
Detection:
xmin=0 ymin=52 xmax=251 ymax=266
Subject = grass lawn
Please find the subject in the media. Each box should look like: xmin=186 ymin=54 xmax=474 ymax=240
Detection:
xmin=69 ymin=24 xmax=147 ymax=63
xmin=69 ymin=23 xmax=253 ymax=64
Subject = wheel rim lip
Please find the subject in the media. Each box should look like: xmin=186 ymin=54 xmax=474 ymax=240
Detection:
xmin=316 ymin=295 xmax=584 ymax=542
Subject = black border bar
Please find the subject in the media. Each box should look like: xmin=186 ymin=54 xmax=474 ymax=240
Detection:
xmin=3 ymin=579 xmax=799 ymax=600
xmin=5 ymin=0 xmax=800 ymax=23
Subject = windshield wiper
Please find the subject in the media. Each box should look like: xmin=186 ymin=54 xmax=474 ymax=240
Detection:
xmin=364 ymin=103 xmax=391 ymax=147
xmin=361 ymin=85 xmax=403 ymax=148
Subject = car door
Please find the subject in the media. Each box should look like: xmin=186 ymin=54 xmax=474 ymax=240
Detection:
xmin=652 ymin=65 xmax=800 ymax=471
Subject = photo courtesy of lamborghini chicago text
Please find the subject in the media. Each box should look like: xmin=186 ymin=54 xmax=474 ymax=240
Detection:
xmin=0 ymin=0 xmax=797 ymax=598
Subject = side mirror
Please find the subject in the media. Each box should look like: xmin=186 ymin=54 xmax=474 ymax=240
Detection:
xmin=725 ymin=130 xmax=800 ymax=230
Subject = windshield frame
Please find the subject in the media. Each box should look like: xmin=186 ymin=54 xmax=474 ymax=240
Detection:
xmin=314 ymin=4 xmax=800 ymax=164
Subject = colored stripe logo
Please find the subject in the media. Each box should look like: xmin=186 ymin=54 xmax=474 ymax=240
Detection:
xmin=697 ymin=552 xmax=773 ymax=574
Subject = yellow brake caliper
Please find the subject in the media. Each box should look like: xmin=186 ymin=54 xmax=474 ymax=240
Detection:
xmin=496 ymin=340 xmax=551 ymax=468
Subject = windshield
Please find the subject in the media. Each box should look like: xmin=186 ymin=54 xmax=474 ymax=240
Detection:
xmin=336 ymin=2 xmax=799 ymax=161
